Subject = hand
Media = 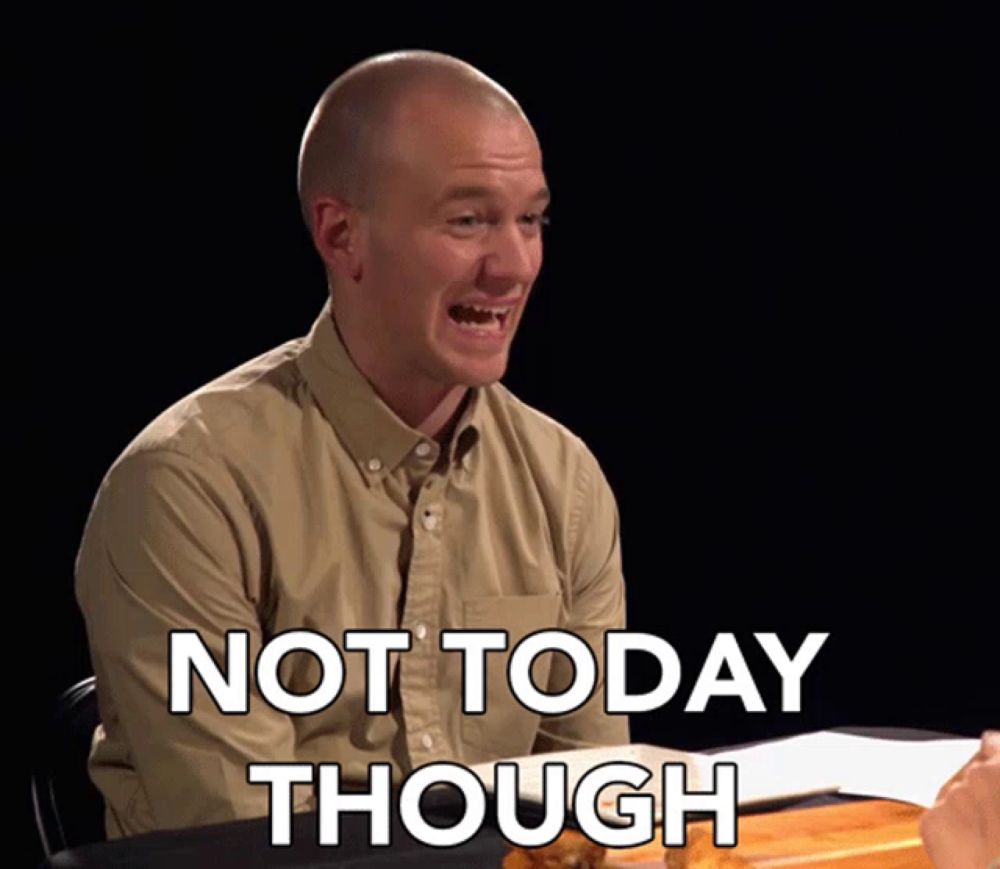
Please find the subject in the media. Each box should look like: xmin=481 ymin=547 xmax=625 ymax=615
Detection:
xmin=919 ymin=731 xmax=1000 ymax=869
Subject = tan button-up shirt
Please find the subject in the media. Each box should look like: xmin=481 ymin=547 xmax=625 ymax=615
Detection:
xmin=75 ymin=301 xmax=628 ymax=838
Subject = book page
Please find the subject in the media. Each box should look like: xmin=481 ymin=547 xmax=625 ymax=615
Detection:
xmin=467 ymin=730 xmax=980 ymax=824
xmin=469 ymin=744 xmax=700 ymax=823
xmin=468 ymin=742 xmax=832 ymax=824
xmin=789 ymin=732 xmax=980 ymax=807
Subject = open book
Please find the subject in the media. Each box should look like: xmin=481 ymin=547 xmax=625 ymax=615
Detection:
xmin=467 ymin=731 xmax=980 ymax=824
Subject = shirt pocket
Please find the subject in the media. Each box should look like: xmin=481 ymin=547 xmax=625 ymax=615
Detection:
xmin=459 ymin=591 xmax=562 ymax=762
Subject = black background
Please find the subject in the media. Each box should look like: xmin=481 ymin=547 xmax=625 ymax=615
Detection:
xmin=17 ymin=10 xmax=996 ymax=864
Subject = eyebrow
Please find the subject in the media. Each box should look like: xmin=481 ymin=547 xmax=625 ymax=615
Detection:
xmin=434 ymin=185 xmax=551 ymax=208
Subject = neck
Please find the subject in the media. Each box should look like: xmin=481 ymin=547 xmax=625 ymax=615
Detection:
xmin=331 ymin=311 xmax=469 ymax=442
xmin=387 ymin=380 xmax=469 ymax=441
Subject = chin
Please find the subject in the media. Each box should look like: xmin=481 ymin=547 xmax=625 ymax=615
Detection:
xmin=441 ymin=353 xmax=509 ymax=388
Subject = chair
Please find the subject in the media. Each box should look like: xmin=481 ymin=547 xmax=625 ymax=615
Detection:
xmin=31 ymin=676 xmax=107 ymax=855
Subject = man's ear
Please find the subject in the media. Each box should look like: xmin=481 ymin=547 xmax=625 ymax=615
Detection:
xmin=311 ymin=196 xmax=365 ymax=283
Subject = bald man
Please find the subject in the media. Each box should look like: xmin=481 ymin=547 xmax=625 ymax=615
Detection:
xmin=76 ymin=51 xmax=628 ymax=838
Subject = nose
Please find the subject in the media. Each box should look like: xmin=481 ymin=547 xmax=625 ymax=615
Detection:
xmin=479 ymin=222 xmax=540 ymax=292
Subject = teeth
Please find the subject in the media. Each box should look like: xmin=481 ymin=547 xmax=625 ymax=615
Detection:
xmin=449 ymin=302 xmax=510 ymax=332
xmin=466 ymin=304 xmax=507 ymax=316
xmin=454 ymin=316 xmax=502 ymax=332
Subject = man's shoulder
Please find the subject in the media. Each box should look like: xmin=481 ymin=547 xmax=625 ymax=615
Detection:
xmin=481 ymin=383 xmax=617 ymax=557
xmin=114 ymin=337 xmax=310 ymax=470
xmin=481 ymin=381 xmax=599 ymax=473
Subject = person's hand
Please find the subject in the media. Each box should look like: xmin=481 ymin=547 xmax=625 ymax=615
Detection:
xmin=919 ymin=731 xmax=1000 ymax=868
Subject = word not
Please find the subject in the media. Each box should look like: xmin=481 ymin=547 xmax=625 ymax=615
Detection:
xmin=248 ymin=760 xmax=738 ymax=848
xmin=169 ymin=629 xmax=829 ymax=716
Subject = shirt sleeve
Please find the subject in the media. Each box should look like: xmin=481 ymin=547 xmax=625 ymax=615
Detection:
xmin=75 ymin=448 xmax=313 ymax=834
xmin=532 ymin=444 xmax=630 ymax=753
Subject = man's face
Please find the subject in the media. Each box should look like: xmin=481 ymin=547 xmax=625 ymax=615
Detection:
xmin=356 ymin=95 xmax=548 ymax=389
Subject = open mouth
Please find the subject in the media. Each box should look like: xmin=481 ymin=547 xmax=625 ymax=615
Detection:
xmin=447 ymin=303 xmax=511 ymax=333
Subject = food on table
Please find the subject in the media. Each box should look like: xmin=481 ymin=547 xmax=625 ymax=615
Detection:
xmin=503 ymin=829 xmax=606 ymax=868
xmin=504 ymin=828 xmax=752 ymax=868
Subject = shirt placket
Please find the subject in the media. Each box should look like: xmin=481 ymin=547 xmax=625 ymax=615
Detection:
xmin=398 ymin=441 xmax=449 ymax=768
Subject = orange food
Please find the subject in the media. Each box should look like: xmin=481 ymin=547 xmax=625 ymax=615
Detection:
xmin=504 ymin=827 xmax=751 ymax=868
xmin=661 ymin=829 xmax=750 ymax=868
xmin=503 ymin=829 xmax=607 ymax=868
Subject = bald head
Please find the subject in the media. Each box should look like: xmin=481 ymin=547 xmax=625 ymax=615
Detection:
xmin=298 ymin=51 xmax=530 ymax=232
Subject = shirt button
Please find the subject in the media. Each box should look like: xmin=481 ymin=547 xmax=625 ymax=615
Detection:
xmin=415 ymin=441 xmax=432 ymax=458
xmin=414 ymin=623 xmax=428 ymax=641
xmin=421 ymin=512 xmax=439 ymax=531
xmin=420 ymin=733 xmax=434 ymax=750
xmin=366 ymin=457 xmax=382 ymax=472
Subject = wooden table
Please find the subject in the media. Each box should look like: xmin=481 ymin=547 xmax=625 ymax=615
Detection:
xmin=606 ymin=800 xmax=931 ymax=868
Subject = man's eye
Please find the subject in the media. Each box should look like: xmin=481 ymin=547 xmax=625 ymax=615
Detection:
xmin=447 ymin=214 xmax=549 ymax=231
xmin=448 ymin=215 xmax=484 ymax=228
xmin=521 ymin=213 xmax=551 ymax=228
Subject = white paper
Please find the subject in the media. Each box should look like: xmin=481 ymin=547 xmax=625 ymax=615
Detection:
xmin=466 ymin=730 xmax=980 ymax=823
xmin=712 ymin=732 xmax=847 ymax=803
xmin=469 ymin=743 xmax=700 ymax=824
xmin=799 ymin=732 xmax=981 ymax=807
xmin=468 ymin=740 xmax=838 ymax=824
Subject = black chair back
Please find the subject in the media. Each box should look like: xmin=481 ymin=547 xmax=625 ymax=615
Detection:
xmin=31 ymin=676 xmax=106 ymax=855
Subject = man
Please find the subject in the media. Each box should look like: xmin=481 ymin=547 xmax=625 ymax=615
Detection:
xmin=75 ymin=50 xmax=628 ymax=838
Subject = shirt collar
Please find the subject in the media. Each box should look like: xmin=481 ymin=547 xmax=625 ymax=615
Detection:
xmin=448 ymin=388 xmax=483 ymax=470
xmin=297 ymin=300 xmax=483 ymax=485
